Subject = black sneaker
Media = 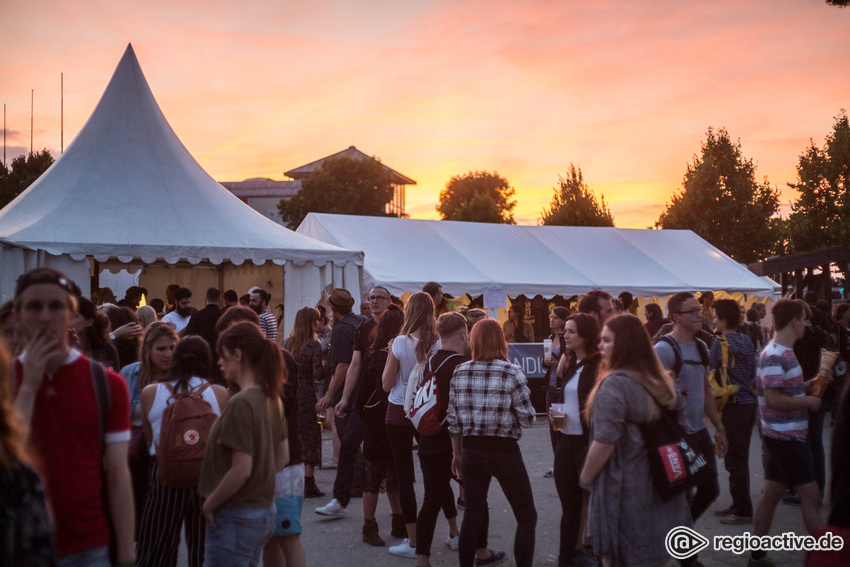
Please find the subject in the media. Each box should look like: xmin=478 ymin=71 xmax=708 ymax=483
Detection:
xmin=475 ymin=550 xmax=506 ymax=566
xmin=457 ymin=497 xmax=465 ymax=510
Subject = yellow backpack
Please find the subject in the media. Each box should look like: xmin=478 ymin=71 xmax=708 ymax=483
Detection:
xmin=707 ymin=335 xmax=739 ymax=417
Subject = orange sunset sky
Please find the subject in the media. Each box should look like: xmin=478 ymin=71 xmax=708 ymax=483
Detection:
xmin=1 ymin=0 xmax=848 ymax=228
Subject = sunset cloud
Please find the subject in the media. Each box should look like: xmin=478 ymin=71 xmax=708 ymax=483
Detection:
xmin=2 ymin=0 xmax=847 ymax=227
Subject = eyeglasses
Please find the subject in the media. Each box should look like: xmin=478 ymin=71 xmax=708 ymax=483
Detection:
xmin=368 ymin=295 xmax=390 ymax=302
xmin=675 ymin=309 xmax=703 ymax=317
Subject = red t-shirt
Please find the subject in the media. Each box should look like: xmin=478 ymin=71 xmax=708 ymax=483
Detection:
xmin=15 ymin=350 xmax=131 ymax=558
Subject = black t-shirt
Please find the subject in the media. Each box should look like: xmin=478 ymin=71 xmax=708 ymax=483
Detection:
xmin=417 ymin=349 xmax=469 ymax=456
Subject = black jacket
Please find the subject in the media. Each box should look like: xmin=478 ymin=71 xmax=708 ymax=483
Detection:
xmin=560 ymin=352 xmax=602 ymax=433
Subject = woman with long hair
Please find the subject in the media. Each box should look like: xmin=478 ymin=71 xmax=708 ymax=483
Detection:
xmin=74 ymin=296 xmax=120 ymax=370
xmin=580 ymin=314 xmax=690 ymax=567
xmin=120 ymin=322 xmax=179 ymax=535
xmin=543 ymin=306 xmax=570 ymax=475
xmin=552 ymin=313 xmax=601 ymax=567
xmin=0 ymin=343 xmax=55 ymax=566
xmin=136 ymin=336 xmax=228 ymax=567
xmin=447 ymin=318 xmax=537 ymax=567
xmin=503 ymin=303 xmax=534 ymax=343
xmin=136 ymin=305 xmax=158 ymax=328
xmin=199 ymin=322 xmax=289 ymax=567
xmin=357 ymin=304 xmax=405 ymax=546
xmin=381 ymin=292 xmax=454 ymax=558
xmin=286 ymin=306 xmax=325 ymax=498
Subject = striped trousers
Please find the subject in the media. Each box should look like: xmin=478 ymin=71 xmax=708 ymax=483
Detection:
xmin=136 ymin=460 xmax=205 ymax=567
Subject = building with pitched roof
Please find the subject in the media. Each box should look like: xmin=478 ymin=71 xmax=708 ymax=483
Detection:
xmin=220 ymin=146 xmax=415 ymax=223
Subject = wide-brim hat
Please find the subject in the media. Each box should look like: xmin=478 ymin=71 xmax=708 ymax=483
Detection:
xmin=328 ymin=288 xmax=355 ymax=310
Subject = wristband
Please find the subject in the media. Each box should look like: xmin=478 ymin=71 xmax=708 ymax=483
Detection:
xmin=715 ymin=428 xmax=725 ymax=435
xmin=324 ymin=393 xmax=333 ymax=399
xmin=109 ymin=332 xmax=116 ymax=341
xmin=579 ymin=479 xmax=593 ymax=489
xmin=117 ymin=562 xmax=136 ymax=567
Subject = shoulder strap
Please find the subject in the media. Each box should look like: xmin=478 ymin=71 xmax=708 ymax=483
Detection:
xmin=90 ymin=361 xmax=110 ymax=457
xmin=694 ymin=337 xmax=710 ymax=367
xmin=430 ymin=353 xmax=464 ymax=376
xmin=658 ymin=335 xmax=683 ymax=377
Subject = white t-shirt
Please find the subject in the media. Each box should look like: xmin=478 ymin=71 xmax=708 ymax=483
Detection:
xmin=387 ymin=335 xmax=441 ymax=406
xmin=147 ymin=377 xmax=221 ymax=455
xmin=561 ymin=365 xmax=583 ymax=435
xmin=162 ymin=311 xmax=191 ymax=333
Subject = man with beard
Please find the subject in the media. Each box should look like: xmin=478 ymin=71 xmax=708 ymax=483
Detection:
xmin=249 ymin=287 xmax=277 ymax=342
xmin=162 ymin=287 xmax=192 ymax=333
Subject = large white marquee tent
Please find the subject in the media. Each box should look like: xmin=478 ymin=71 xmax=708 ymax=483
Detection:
xmin=0 ymin=45 xmax=362 ymax=334
xmin=297 ymin=213 xmax=779 ymax=313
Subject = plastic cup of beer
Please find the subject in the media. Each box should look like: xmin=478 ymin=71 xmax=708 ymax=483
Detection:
xmin=543 ymin=338 xmax=553 ymax=360
xmin=551 ymin=403 xmax=566 ymax=431
xmin=814 ymin=350 xmax=838 ymax=398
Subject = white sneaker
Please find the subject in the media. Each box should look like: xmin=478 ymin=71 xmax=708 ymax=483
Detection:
xmin=315 ymin=498 xmax=347 ymax=517
xmin=388 ymin=538 xmax=417 ymax=558
xmin=445 ymin=534 xmax=459 ymax=551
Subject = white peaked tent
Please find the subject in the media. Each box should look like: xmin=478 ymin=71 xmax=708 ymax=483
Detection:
xmin=0 ymin=45 xmax=362 ymax=334
xmin=297 ymin=213 xmax=779 ymax=305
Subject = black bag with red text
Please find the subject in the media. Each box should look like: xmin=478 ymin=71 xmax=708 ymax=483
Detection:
xmin=157 ymin=382 xmax=217 ymax=487
xmin=634 ymin=381 xmax=710 ymax=502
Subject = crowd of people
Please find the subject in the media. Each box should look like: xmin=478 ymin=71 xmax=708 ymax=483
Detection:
xmin=1 ymin=269 xmax=850 ymax=567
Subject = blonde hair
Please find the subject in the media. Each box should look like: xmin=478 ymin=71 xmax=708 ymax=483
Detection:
xmin=139 ymin=322 xmax=178 ymax=388
xmin=401 ymin=292 xmax=438 ymax=363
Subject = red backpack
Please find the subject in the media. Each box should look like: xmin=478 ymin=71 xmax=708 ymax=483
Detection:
xmin=157 ymin=381 xmax=217 ymax=487
xmin=409 ymin=354 xmax=463 ymax=436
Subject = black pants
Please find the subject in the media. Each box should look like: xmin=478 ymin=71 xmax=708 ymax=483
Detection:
xmin=553 ymin=434 xmax=587 ymax=566
xmin=333 ymin=406 xmax=364 ymax=508
xmin=460 ymin=445 xmax=537 ymax=567
xmin=721 ymin=403 xmax=757 ymax=516
xmin=387 ymin=420 xmax=457 ymax=524
xmin=808 ymin=399 xmax=828 ymax=495
xmin=685 ymin=428 xmax=720 ymax=522
xmin=416 ymin=450 xmax=485 ymax=557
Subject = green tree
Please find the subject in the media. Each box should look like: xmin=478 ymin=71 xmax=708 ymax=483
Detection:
xmin=787 ymin=111 xmax=850 ymax=253
xmin=539 ymin=164 xmax=614 ymax=227
xmin=437 ymin=171 xmax=516 ymax=224
xmin=0 ymin=149 xmax=55 ymax=209
xmin=277 ymin=154 xmax=395 ymax=229
xmin=655 ymin=128 xmax=779 ymax=263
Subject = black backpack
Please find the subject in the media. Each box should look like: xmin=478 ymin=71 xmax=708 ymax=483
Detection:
xmin=657 ymin=334 xmax=709 ymax=379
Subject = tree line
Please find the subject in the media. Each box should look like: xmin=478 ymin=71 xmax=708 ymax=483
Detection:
xmin=3 ymin=111 xmax=849 ymax=266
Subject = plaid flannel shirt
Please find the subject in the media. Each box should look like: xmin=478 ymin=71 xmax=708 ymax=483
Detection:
xmin=447 ymin=359 xmax=536 ymax=440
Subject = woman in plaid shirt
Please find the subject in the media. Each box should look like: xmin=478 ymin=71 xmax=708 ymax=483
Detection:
xmin=448 ymin=318 xmax=537 ymax=567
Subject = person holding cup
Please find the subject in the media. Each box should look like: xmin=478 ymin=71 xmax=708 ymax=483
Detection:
xmin=552 ymin=313 xmax=601 ymax=567
xmin=543 ymin=306 xmax=570 ymax=477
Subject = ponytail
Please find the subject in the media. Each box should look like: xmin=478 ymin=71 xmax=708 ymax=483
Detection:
xmin=168 ymin=336 xmax=211 ymax=391
xmin=218 ymin=322 xmax=286 ymax=398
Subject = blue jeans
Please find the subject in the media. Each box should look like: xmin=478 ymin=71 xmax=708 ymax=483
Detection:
xmin=204 ymin=505 xmax=275 ymax=567
xmin=57 ymin=546 xmax=110 ymax=567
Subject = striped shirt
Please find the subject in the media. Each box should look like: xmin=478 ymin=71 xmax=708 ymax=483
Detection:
xmin=757 ymin=341 xmax=808 ymax=441
xmin=259 ymin=310 xmax=277 ymax=342
xmin=447 ymin=359 xmax=536 ymax=440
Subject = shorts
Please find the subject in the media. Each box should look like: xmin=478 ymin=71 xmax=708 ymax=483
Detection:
xmin=762 ymin=436 xmax=815 ymax=488
xmin=273 ymin=464 xmax=304 ymax=537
